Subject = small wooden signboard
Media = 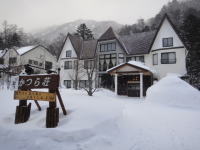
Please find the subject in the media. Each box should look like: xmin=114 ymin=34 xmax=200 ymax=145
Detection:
xmin=14 ymin=74 xmax=67 ymax=128
xmin=18 ymin=74 xmax=59 ymax=89
xmin=14 ymin=91 xmax=56 ymax=102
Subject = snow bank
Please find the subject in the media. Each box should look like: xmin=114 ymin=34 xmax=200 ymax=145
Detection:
xmin=0 ymin=88 xmax=200 ymax=150
xmin=146 ymin=74 xmax=200 ymax=109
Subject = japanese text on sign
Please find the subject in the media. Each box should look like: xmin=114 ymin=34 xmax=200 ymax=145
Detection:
xmin=18 ymin=75 xmax=59 ymax=89
xmin=14 ymin=90 xmax=56 ymax=102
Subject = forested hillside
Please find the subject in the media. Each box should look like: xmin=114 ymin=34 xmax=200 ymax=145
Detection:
xmin=119 ymin=0 xmax=200 ymax=35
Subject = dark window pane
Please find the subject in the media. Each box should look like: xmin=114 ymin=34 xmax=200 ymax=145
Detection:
xmin=28 ymin=59 xmax=32 ymax=64
xmin=0 ymin=58 xmax=4 ymax=64
xmin=64 ymin=61 xmax=72 ymax=69
xmin=163 ymin=37 xmax=173 ymax=47
xmin=66 ymin=50 xmax=72 ymax=57
xmin=161 ymin=52 xmax=176 ymax=64
xmin=104 ymin=44 xmax=108 ymax=51
xmin=45 ymin=61 xmax=52 ymax=70
xmin=112 ymin=43 xmax=116 ymax=50
xmin=9 ymin=57 xmax=17 ymax=65
xmin=108 ymin=43 xmax=112 ymax=51
xmin=64 ymin=80 xmax=71 ymax=88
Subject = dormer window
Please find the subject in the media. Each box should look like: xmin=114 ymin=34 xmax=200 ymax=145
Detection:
xmin=163 ymin=37 xmax=173 ymax=47
xmin=66 ymin=50 xmax=72 ymax=58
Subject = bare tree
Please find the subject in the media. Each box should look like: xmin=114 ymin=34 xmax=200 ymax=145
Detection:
xmin=83 ymin=58 xmax=97 ymax=96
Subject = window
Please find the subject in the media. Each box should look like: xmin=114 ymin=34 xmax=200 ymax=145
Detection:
xmin=28 ymin=59 xmax=33 ymax=64
xmin=74 ymin=60 xmax=78 ymax=69
xmin=134 ymin=56 xmax=144 ymax=63
xmin=45 ymin=61 xmax=52 ymax=70
xmin=99 ymin=54 xmax=116 ymax=71
xmin=9 ymin=57 xmax=17 ymax=65
xmin=84 ymin=60 xmax=88 ymax=69
xmin=126 ymin=56 xmax=144 ymax=63
xmin=64 ymin=61 xmax=72 ymax=69
xmin=100 ymin=42 xmax=116 ymax=52
xmin=163 ymin=37 xmax=173 ymax=47
xmin=64 ymin=80 xmax=71 ymax=88
xmin=29 ymin=59 xmax=39 ymax=66
xmin=126 ymin=57 xmax=132 ymax=62
xmin=66 ymin=50 xmax=72 ymax=57
xmin=0 ymin=58 xmax=4 ymax=64
xmin=153 ymin=54 xmax=158 ymax=65
xmin=79 ymin=80 xmax=89 ymax=88
xmin=84 ymin=60 xmax=94 ymax=69
xmin=34 ymin=61 xmax=38 ymax=66
xmin=161 ymin=52 xmax=176 ymax=64
xmin=118 ymin=53 xmax=124 ymax=64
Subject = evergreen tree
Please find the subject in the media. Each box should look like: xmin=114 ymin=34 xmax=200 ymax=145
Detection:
xmin=76 ymin=23 xmax=94 ymax=40
xmin=181 ymin=9 xmax=200 ymax=90
xmin=11 ymin=33 xmax=21 ymax=47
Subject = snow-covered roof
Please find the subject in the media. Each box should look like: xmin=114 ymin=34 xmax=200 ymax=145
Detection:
xmin=0 ymin=64 xmax=8 ymax=69
xmin=107 ymin=60 xmax=155 ymax=73
xmin=0 ymin=50 xmax=7 ymax=57
xmin=128 ymin=61 xmax=155 ymax=73
xmin=16 ymin=45 xmax=38 ymax=55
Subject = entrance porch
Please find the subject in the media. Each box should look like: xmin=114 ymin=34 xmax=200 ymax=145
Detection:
xmin=107 ymin=61 xmax=155 ymax=98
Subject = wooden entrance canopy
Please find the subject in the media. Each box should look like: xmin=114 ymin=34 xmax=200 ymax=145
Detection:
xmin=107 ymin=61 xmax=154 ymax=75
xmin=107 ymin=61 xmax=155 ymax=98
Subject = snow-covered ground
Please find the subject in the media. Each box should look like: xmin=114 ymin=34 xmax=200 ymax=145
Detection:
xmin=0 ymin=75 xmax=200 ymax=150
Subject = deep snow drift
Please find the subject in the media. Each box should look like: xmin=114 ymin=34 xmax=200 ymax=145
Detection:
xmin=0 ymin=75 xmax=200 ymax=150
xmin=146 ymin=74 xmax=200 ymax=109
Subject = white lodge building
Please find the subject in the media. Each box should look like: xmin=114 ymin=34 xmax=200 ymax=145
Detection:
xmin=0 ymin=45 xmax=57 ymax=82
xmin=59 ymin=15 xmax=188 ymax=97
xmin=58 ymin=34 xmax=97 ymax=89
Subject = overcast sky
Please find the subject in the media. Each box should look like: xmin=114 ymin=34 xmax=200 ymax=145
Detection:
xmin=0 ymin=0 xmax=171 ymax=32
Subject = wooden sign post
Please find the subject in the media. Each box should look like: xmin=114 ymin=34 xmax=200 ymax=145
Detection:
xmin=14 ymin=74 xmax=67 ymax=128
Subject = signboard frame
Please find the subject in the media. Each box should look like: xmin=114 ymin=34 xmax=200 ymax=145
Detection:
xmin=14 ymin=90 xmax=56 ymax=102
xmin=14 ymin=74 xmax=67 ymax=128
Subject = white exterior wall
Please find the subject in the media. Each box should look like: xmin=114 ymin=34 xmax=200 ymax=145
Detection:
xmin=151 ymin=19 xmax=184 ymax=50
xmin=59 ymin=37 xmax=78 ymax=88
xmin=145 ymin=48 xmax=187 ymax=79
xmin=20 ymin=46 xmax=57 ymax=73
xmin=144 ymin=18 xmax=187 ymax=79
xmin=3 ymin=49 xmax=20 ymax=66
xmin=59 ymin=37 xmax=95 ymax=88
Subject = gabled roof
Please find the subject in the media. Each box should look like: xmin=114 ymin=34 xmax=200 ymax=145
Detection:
xmin=107 ymin=60 xmax=155 ymax=74
xmin=98 ymin=27 xmax=118 ymax=41
xmin=59 ymin=33 xmax=83 ymax=59
xmin=0 ymin=49 xmax=7 ymax=57
xmin=68 ymin=34 xmax=83 ymax=58
xmin=98 ymin=27 xmax=156 ymax=55
xmin=119 ymin=31 xmax=156 ymax=55
xmin=97 ymin=14 xmax=188 ymax=55
xmin=81 ymin=40 xmax=97 ymax=59
xmin=15 ymin=45 xmax=54 ymax=57
xmin=98 ymin=27 xmax=129 ymax=54
xmin=149 ymin=14 xmax=188 ymax=51
xmin=59 ymin=33 xmax=97 ymax=60
xmin=16 ymin=45 xmax=38 ymax=55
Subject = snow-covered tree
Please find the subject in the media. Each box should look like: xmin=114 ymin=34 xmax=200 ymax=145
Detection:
xmin=181 ymin=9 xmax=200 ymax=90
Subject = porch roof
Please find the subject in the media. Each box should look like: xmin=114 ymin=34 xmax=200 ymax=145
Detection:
xmin=107 ymin=61 xmax=155 ymax=74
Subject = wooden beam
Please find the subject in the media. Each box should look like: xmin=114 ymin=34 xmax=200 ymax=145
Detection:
xmin=56 ymin=89 xmax=67 ymax=115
